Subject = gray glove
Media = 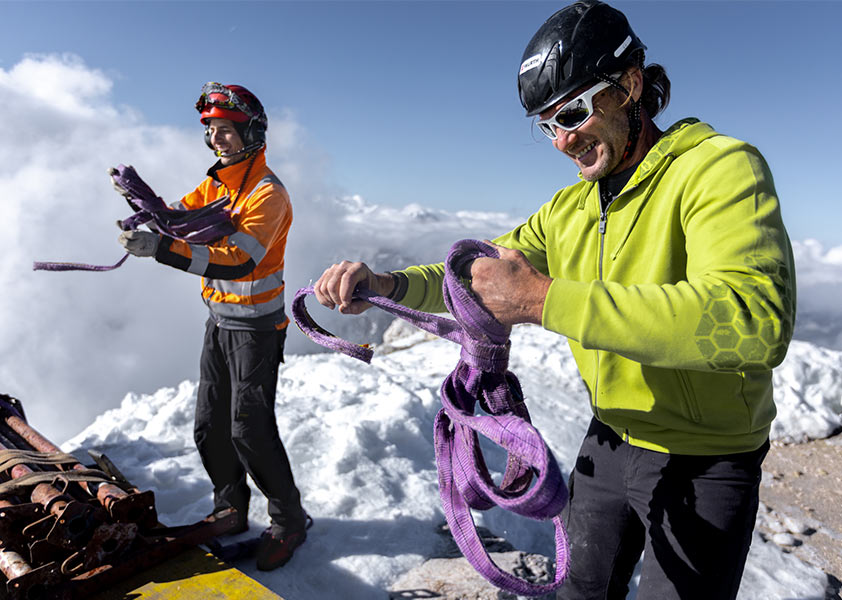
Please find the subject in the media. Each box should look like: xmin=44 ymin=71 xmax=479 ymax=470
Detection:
xmin=118 ymin=229 xmax=159 ymax=257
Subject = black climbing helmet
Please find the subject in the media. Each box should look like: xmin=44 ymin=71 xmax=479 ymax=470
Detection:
xmin=518 ymin=1 xmax=646 ymax=117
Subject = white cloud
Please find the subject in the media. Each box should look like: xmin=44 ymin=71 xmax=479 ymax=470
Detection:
xmin=791 ymin=240 xmax=842 ymax=350
xmin=0 ymin=53 xmax=115 ymax=120
xmin=0 ymin=54 xmax=519 ymax=443
xmin=3 ymin=54 xmax=838 ymax=445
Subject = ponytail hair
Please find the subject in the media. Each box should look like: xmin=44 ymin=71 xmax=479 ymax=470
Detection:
xmin=640 ymin=63 xmax=671 ymax=118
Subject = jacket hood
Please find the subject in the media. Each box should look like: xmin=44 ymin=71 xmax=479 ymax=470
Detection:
xmin=630 ymin=119 xmax=718 ymax=185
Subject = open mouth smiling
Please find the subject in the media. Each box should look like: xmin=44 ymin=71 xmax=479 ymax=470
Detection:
xmin=569 ymin=141 xmax=597 ymax=160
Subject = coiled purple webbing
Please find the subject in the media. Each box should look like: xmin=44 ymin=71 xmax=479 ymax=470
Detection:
xmin=33 ymin=164 xmax=236 ymax=272
xmin=292 ymin=239 xmax=569 ymax=596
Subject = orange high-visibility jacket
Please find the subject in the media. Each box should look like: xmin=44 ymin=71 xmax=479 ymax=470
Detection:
xmin=155 ymin=148 xmax=292 ymax=330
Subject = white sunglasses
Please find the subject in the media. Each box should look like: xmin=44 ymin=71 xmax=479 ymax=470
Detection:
xmin=536 ymin=74 xmax=621 ymax=139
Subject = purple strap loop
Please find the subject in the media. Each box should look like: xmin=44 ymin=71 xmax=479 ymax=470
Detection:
xmin=113 ymin=164 xmax=236 ymax=244
xmin=32 ymin=253 xmax=130 ymax=273
xmin=459 ymin=338 xmax=510 ymax=373
xmin=442 ymin=239 xmax=510 ymax=346
xmin=292 ymin=239 xmax=570 ymax=596
xmin=33 ymin=165 xmax=237 ymax=272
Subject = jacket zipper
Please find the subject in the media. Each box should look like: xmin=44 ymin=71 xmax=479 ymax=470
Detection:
xmin=593 ymin=196 xmax=615 ymax=420
xmin=597 ymin=209 xmax=610 ymax=280
xmin=593 ymin=172 xmax=646 ymax=438
xmin=594 ymin=187 xmax=634 ymax=437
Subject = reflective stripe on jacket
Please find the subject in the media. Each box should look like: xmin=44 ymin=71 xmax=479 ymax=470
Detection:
xmin=155 ymin=148 xmax=292 ymax=330
xmin=397 ymin=119 xmax=796 ymax=455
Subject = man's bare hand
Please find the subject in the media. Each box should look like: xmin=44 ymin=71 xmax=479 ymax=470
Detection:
xmin=313 ymin=260 xmax=395 ymax=315
xmin=469 ymin=242 xmax=551 ymax=327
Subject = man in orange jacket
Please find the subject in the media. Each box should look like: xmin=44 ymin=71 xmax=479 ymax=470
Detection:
xmin=118 ymin=82 xmax=308 ymax=570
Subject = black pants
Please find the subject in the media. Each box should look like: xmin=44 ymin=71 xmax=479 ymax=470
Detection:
xmin=557 ymin=418 xmax=768 ymax=600
xmin=195 ymin=320 xmax=306 ymax=535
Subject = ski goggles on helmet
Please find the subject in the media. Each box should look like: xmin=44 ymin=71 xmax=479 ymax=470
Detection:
xmin=195 ymin=82 xmax=256 ymax=120
xmin=535 ymin=74 xmax=620 ymax=139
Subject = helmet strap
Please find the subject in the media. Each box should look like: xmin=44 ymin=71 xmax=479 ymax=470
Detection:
xmin=622 ymin=99 xmax=642 ymax=162
xmin=229 ymin=151 xmax=259 ymax=209
xmin=593 ymin=72 xmax=642 ymax=162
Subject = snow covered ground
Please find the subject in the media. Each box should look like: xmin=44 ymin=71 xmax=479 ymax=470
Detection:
xmin=63 ymin=322 xmax=841 ymax=599
xmin=1 ymin=51 xmax=838 ymax=599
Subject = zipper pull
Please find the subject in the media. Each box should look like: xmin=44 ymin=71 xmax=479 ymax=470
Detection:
xmin=599 ymin=212 xmax=607 ymax=234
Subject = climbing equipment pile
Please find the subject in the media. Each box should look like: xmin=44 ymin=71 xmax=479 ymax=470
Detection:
xmin=292 ymin=239 xmax=570 ymax=596
xmin=32 ymin=165 xmax=236 ymax=272
xmin=0 ymin=393 xmax=252 ymax=598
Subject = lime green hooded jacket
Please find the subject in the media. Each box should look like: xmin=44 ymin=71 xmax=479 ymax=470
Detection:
xmin=398 ymin=119 xmax=796 ymax=455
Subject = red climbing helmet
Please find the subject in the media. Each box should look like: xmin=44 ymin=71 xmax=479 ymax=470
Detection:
xmin=196 ymin=82 xmax=267 ymax=151
xmin=196 ymin=83 xmax=264 ymax=124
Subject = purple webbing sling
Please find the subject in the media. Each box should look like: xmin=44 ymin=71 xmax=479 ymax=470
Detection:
xmin=292 ymin=239 xmax=570 ymax=596
xmin=33 ymin=164 xmax=236 ymax=272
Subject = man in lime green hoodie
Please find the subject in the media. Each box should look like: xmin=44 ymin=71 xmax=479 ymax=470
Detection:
xmin=314 ymin=1 xmax=795 ymax=598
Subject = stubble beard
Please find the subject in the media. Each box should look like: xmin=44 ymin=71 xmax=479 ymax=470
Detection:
xmin=580 ymin=105 xmax=630 ymax=182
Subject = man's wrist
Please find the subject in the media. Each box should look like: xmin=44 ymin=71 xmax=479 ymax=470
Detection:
xmin=384 ymin=271 xmax=408 ymax=301
xmin=530 ymin=275 xmax=552 ymax=325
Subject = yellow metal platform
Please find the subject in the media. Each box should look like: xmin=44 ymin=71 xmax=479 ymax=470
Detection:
xmin=88 ymin=545 xmax=282 ymax=599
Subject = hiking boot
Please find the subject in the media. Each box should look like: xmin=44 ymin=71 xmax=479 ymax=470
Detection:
xmin=255 ymin=526 xmax=307 ymax=571
xmin=206 ymin=507 xmax=249 ymax=536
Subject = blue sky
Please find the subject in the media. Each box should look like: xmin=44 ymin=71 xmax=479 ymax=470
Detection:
xmin=2 ymin=1 xmax=841 ymax=246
